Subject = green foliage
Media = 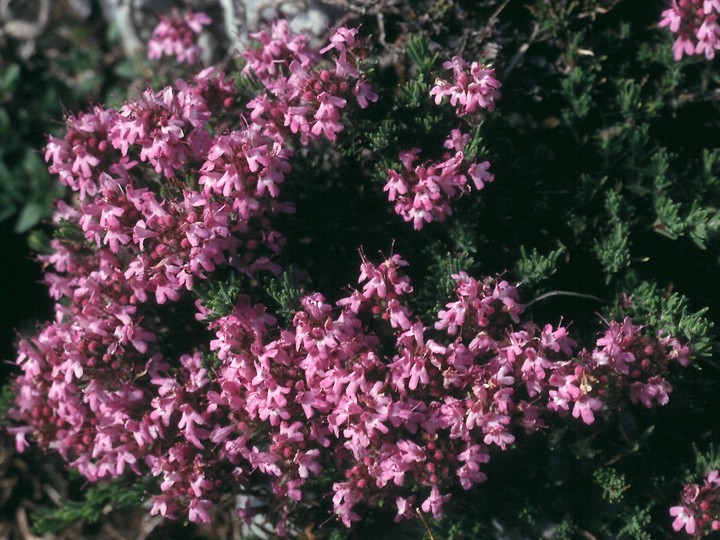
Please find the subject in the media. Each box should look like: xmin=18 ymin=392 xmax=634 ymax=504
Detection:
xmin=462 ymin=125 xmax=487 ymax=164
xmin=653 ymin=198 xmax=720 ymax=249
xmin=613 ymin=281 xmax=713 ymax=358
xmin=593 ymin=190 xmax=631 ymax=281
xmin=560 ymin=65 xmax=596 ymax=125
xmin=54 ymin=218 xmax=90 ymax=246
xmin=366 ymin=119 xmax=399 ymax=152
xmin=527 ymin=0 xmax=582 ymax=38
xmin=264 ymin=270 xmax=304 ymax=324
xmin=685 ymin=202 xmax=720 ymax=249
xmin=235 ymin=72 xmax=266 ymax=101
xmin=399 ymin=75 xmax=432 ymax=109
xmin=440 ymin=513 xmax=492 ymax=540
xmin=27 ymin=228 xmax=54 ymax=255
xmin=702 ymin=148 xmax=720 ymax=187
xmin=516 ymin=244 xmax=566 ymax=285
xmin=0 ymin=383 xmax=14 ymax=427
xmin=649 ymin=148 xmax=672 ymax=191
xmin=0 ymin=14 xmax=150 ymax=232
xmin=617 ymin=79 xmax=643 ymax=118
xmin=32 ymin=478 xmax=152 ymax=534
xmin=326 ymin=528 xmax=351 ymax=540
xmin=414 ymin=246 xmax=476 ymax=318
xmin=406 ymin=34 xmax=439 ymax=75
xmin=648 ymin=148 xmax=720 ymax=248
xmin=594 ymin=467 xmax=628 ymax=503
xmin=691 ymin=443 xmax=720 ymax=480
xmin=551 ymin=516 xmax=578 ymax=540
xmin=653 ymin=194 xmax=685 ymax=240
xmin=194 ymin=271 xmax=247 ymax=321
xmin=7 ymin=1 xmax=720 ymax=538
xmin=0 ymin=112 xmax=62 ymax=232
xmin=612 ymin=504 xmax=653 ymax=540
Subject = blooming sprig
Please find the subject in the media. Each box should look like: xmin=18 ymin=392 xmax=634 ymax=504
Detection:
xmin=110 ymin=84 xmax=212 ymax=178
xmin=385 ymin=52 xmax=500 ymax=230
xmin=45 ymin=106 xmax=130 ymax=200
xmin=670 ymin=470 xmax=720 ymax=536
xmin=147 ymin=9 xmax=212 ymax=65
xmin=243 ymin=19 xmax=317 ymax=82
xmin=544 ymin=317 xmax=691 ymax=424
xmin=9 ymin=60 xmax=295 ymax=485
xmin=660 ymin=0 xmax=720 ymax=60
xmin=199 ymin=126 xmax=292 ymax=217
xmin=385 ymin=130 xmax=494 ymax=229
xmin=244 ymin=20 xmax=378 ymax=144
xmin=430 ymin=56 xmax=502 ymax=115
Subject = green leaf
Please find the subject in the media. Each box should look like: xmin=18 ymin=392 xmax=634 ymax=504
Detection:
xmin=22 ymin=151 xmax=49 ymax=185
xmin=1 ymin=63 xmax=20 ymax=92
xmin=516 ymin=244 xmax=566 ymax=285
xmin=32 ymin=478 xmax=152 ymax=534
xmin=406 ymin=34 xmax=438 ymax=74
xmin=15 ymin=202 xmax=46 ymax=233
xmin=114 ymin=58 xmax=141 ymax=80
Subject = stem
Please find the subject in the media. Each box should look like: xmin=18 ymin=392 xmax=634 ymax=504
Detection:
xmin=488 ymin=0 xmax=512 ymax=23
xmin=525 ymin=290 xmax=607 ymax=308
xmin=416 ymin=508 xmax=436 ymax=540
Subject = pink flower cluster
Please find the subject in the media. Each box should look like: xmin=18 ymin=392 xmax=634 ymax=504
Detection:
xmin=384 ymin=55 xmax=500 ymax=230
xmin=385 ymin=130 xmax=494 ymax=229
xmin=660 ymin=0 xmax=720 ymax=60
xmin=147 ymin=9 xmax=212 ymax=65
xmin=243 ymin=20 xmax=377 ymax=144
xmin=43 ymin=69 xmax=284 ymax=306
xmin=10 ymin=240 xmax=691 ymax=530
xmin=430 ymin=56 xmax=501 ymax=116
xmin=9 ymin=62 xmax=291 ymax=484
xmin=153 ymin=256 xmax=691 ymax=527
xmin=8 ymin=19 xmax=694 ymax=534
xmin=671 ymin=470 xmax=720 ymax=536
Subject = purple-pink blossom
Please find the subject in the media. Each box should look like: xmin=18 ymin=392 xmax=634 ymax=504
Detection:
xmin=660 ymin=0 xmax=720 ymax=60
xmin=148 ymin=9 xmax=211 ymax=65
xmin=243 ymin=21 xmax=377 ymax=145
xmin=385 ymin=133 xmax=495 ymax=229
xmin=430 ymin=56 xmax=501 ymax=115
xmin=669 ymin=470 xmax=720 ymax=537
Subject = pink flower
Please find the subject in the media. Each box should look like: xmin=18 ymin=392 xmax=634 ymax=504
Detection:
xmin=311 ymin=93 xmax=347 ymax=141
xmin=468 ymin=161 xmax=494 ymax=190
xmin=421 ymin=485 xmax=451 ymax=520
xmin=696 ymin=13 xmax=720 ymax=58
xmin=670 ymin=505 xmax=697 ymax=534
xmin=188 ymin=498 xmax=213 ymax=523
xmin=320 ymin=26 xmax=358 ymax=54
xmin=571 ymin=394 xmax=604 ymax=424
xmin=147 ymin=10 xmax=211 ymax=65
xmin=395 ymin=496 xmax=416 ymax=521
xmin=11 ymin=13 xmax=699 ymax=529
xmin=243 ymin=20 xmax=316 ymax=82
